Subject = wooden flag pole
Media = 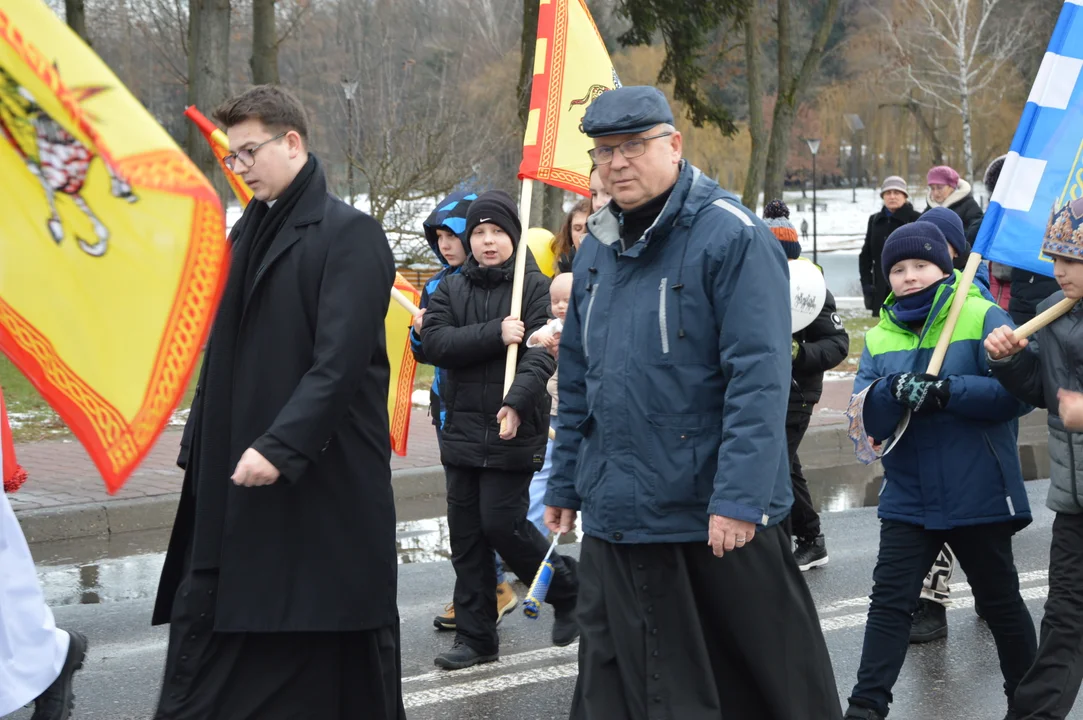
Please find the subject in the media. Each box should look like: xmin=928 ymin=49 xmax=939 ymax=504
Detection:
xmin=391 ymin=287 xmax=421 ymax=317
xmin=926 ymin=251 xmax=985 ymax=375
xmin=500 ymin=179 xmax=535 ymax=434
xmin=1014 ymin=296 xmax=1078 ymax=340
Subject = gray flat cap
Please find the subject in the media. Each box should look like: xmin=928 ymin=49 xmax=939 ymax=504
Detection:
xmin=580 ymin=86 xmax=675 ymax=138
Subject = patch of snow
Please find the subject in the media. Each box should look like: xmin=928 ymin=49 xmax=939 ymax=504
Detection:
xmin=169 ymin=408 xmax=191 ymax=427
xmin=411 ymin=389 xmax=430 ymax=408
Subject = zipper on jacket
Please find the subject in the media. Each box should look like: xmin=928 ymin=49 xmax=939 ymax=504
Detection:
xmin=658 ymin=278 xmax=670 ymax=355
xmin=482 ymin=288 xmax=492 ymax=468
xmin=583 ymin=283 xmax=599 ymax=358
xmin=1069 ymin=431 xmax=1082 ymax=510
xmin=983 ymin=434 xmax=1015 ymax=516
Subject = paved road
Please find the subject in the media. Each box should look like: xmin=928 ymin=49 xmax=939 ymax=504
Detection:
xmin=7 ymin=480 xmax=1078 ymax=720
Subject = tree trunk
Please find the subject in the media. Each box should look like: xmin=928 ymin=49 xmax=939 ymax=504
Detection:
xmin=762 ymin=0 xmax=841 ymax=202
xmin=188 ymin=0 xmax=232 ymax=203
xmin=740 ymin=7 xmax=766 ymax=210
xmin=543 ymin=184 xmax=564 ymax=232
xmin=65 ymin=0 xmax=90 ymax=45
xmin=907 ymin=100 xmax=944 ymax=166
xmin=518 ymin=0 xmax=541 ymax=225
xmin=251 ymin=0 xmax=279 ymax=85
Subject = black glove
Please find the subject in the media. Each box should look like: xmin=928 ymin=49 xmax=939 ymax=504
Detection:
xmin=889 ymin=372 xmax=951 ymax=413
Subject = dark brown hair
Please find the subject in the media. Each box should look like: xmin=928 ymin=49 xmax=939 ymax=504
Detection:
xmin=551 ymin=198 xmax=592 ymax=263
xmin=213 ymin=85 xmax=310 ymax=144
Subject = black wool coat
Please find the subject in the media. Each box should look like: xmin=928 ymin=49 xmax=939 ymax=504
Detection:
xmin=859 ymin=203 xmax=922 ymax=315
xmin=152 ymin=167 xmax=399 ymax=633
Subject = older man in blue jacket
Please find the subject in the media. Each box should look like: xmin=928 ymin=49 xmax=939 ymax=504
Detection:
xmin=544 ymin=86 xmax=840 ymax=720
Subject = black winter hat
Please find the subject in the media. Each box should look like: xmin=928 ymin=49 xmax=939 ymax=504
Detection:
xmin=465 ymin=190 xmax=522 ymax=247
xmin=881 ymin=222 xmax=953 ymax=280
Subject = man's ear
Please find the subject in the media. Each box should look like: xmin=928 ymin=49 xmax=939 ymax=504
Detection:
xmin=670 ymin=131 xmax=683 ymax=164
xmin=286 ymin=130 xmax=305 ymax=159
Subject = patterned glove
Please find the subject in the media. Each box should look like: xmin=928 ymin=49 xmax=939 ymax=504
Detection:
xmin=889 ymin=372 xmax=951 ymax=413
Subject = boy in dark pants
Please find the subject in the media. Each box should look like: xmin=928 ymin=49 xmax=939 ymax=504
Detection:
xmin=410 ymin=191 xmax=520 ymax=631
xmin=843 ymin=222 xmax=1036 ymax=720
xmin=986 ymin=198 xmax=1083 ymax=720
xmin=422 ymin=191 xmax=578 ymax=671
xmin=763 ymin=199 xmax=849 ymax=570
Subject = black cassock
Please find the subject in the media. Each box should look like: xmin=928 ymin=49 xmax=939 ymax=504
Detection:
xmin=152 ymin=155 xmax=404 ymax=720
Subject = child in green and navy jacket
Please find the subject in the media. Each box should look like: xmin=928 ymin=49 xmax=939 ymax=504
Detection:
xmin=843 ymin=222 xmax=1037 ymax=720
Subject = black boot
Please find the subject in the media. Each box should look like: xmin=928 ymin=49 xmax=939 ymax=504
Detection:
xmin=909 ymin=598 xmax=948 ymax=643
xmin=434 ymin=641 xmax=499 ymax=670
xmin=31 ymin=629 xmax=88 ymax=720
xmin=551 ymin=555 xmax=580 ymax=647
xmin=793 ymin=534 xmax=829 ymax=571
xmin=843 ymin=704 xmax=885 ymax=720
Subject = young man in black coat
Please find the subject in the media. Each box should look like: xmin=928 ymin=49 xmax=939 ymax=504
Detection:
xmin=860 ymin=176 xmax=922 ymax=315
xmin=764 ymin=200 xmax=850 ymax=570
xmin=421 ymin=191 xmax=579 ymax=671
xmin=152 ymin=86 xmax=405 ymax=719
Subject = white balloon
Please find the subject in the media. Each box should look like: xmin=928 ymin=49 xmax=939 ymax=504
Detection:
xmin=790 ymin=258 xmax=827 ymax=333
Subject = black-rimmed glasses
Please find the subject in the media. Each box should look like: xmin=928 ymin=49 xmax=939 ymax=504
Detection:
xmin=587 ymin=132 xmax=673 ymax=165
xmin=223 ymin=131 xmax=287 ymax=171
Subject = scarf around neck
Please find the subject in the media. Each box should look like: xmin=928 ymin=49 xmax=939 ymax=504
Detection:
xmin=891 ymin=274 xmax=954 ymax=325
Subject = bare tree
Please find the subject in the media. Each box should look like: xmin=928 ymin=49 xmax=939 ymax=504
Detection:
xmin=251 ymin=0 xmax=278 ymax=84
xmin=873 ymin=0 xmax=1027 ymax=180
xmin=188 ymin=0 xmax=232 ymax=201
xmin=761 ymin=0 xmax=842 ymax=202
xmin=740 ymin=4 xmax=767 ymax=210
xmin=65 ymin=0 xmax=91 ymax=44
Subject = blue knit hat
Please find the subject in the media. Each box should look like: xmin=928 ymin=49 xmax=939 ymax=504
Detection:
xmin=881 ymin=222 xmax=953 ymax=280
xmin=921 ymin=207 xmax=967 ymax=256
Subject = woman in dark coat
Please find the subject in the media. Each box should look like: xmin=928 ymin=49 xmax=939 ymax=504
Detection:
xmin=859 ymin=175 xmax=922 ymax=315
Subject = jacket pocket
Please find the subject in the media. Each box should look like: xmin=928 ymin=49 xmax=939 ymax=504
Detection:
xmin=583 ymin=282 xmax=600 ymax=359
xmin=658 ymin=277 xmax=670 ymax=356
xmin=644 ymin=412 xmax=721 ymax=513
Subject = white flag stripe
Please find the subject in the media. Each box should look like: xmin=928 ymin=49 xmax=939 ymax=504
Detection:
xmin=1028 ymin=52 xmax=1083 ymax=109
xmin=992 ymin=153 xmax=1048 ymax=212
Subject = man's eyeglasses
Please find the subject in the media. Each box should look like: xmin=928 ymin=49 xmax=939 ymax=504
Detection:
xmin=587 ymin=132 xmax=673 ymax=165
xmin=223 ymin=132 xmax=287 ymax=171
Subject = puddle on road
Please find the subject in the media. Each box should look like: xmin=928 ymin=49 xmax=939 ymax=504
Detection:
xmin=33 ymin=519 xmax=579 ymax=607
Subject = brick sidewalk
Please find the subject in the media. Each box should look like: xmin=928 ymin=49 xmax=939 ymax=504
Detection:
xmin=8 ymin=379 xmax=856 ymax=514
xmin=9 ymin=408 xmax=443 ymax=512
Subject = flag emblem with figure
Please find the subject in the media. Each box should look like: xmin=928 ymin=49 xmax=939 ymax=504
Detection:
xmin=185 ymin=107 xmax=420 ymax=456
xmin=973 ymin=0 xmax=1083 ymax=274
xmin=0 ymin=4 xmax=229 ymax=493
xmin=519 ymin=0 xmax=620 ymax=195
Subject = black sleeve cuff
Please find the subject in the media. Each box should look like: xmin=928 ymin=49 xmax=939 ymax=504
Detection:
xmin=251 ymin=434 xmax=312 ymax=484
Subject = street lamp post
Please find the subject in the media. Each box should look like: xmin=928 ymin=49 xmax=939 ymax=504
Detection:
xmin=341 ymin=78 xmax=359 ymax=207
xmin=806 ymin=138 xmax=821 ymax=265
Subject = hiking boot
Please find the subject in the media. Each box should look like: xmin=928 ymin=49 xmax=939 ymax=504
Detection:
xmin=794 ymin=535 xmax=829 ymax=571
xmin=434 ymin=582 xmax=520 ymax=632
xmin=496 ymin=581 xmax=519 ymax=625
xmin=31 ymin=629 xmax=88 ymax=720
xmin=909 ymin=598 xmax=948 ymax=643
xmin=433 ymin=601 xmax=456 ymax=631
xmin=434 ymin=641 xmax=499 ymax=671
xmin=843 ymin=705 xmax=885 ymax=720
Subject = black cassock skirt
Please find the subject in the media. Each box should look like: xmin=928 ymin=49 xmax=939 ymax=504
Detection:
xmin=570 ymin=524 xmax=840 ymax=720
xmin=154 ymin=569 xmax=405 ymax=720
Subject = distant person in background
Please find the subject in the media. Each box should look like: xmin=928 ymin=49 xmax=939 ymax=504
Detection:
xmin=990 ymin=262 xmax=1013 ymax=311
xmin=923 ymin=165 xmax=983 ymax=239
xmin=801 ymin=217 xmax=809 ymax=243
xmin=551 ymin=198 xmax=591 ymax=274
xmin=763 ymin=199 xmax=849 ymax=572
xmin=860 ymin=176 xmax=921 ymax=316
xmin=588 ymin=164 xmax=611 ymax=213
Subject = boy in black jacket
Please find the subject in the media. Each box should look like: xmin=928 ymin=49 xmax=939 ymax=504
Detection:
xmin=421 ymin=191 xmax=579 ymax=671
xmin=764 ymin=200 xmax=849 ymax=570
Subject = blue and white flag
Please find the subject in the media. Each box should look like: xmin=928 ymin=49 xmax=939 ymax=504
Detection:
xmin=975 ymin=0 xmax=1083 ymax=276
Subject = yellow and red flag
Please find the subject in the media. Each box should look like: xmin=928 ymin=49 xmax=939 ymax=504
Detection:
xmin=186 ymin=110 xmax=420 ymax=455
xmin=184 ymin=106 xmax=254 ymax=206
xmin=519 ymin=0 xmax=620 ymax=196
xmin=0 ymin=4 xmax=229 ymax=493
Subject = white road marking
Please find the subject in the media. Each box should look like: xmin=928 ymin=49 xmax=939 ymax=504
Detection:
xmin=403 ymin=643 xmax=578 ymax=684
xmin=404 ymin=662 xmax=580 ymax=709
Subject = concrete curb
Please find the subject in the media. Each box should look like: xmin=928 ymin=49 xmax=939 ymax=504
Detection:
xmin=18 ymin=413 xmax=1051 ymax=544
